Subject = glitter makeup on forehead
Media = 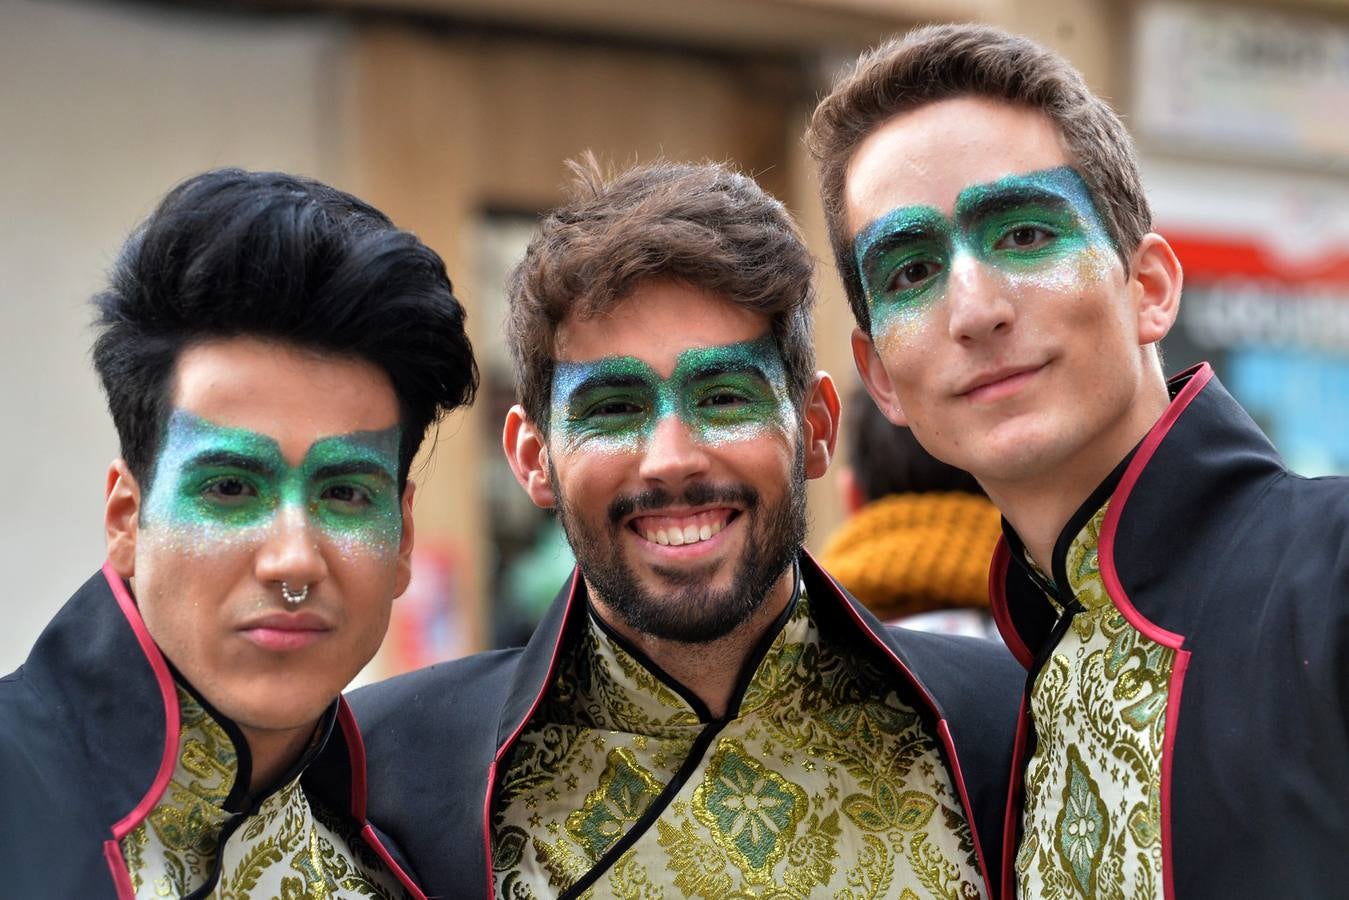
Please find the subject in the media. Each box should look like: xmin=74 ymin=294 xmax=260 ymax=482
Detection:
xmin=142 ymin=410 xmax=403 ymax=558
xmin=549 ymin=334 xmax=795 ymax=454
xmin=853 ymin=166 xmax=1118 ymax=342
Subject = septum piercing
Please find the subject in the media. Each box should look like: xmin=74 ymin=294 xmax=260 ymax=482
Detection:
xmin=281 ymin=582 xmax=309 ymax=605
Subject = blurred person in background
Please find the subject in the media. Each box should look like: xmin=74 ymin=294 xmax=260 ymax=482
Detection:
xmin=351 ymin=156 xmax=1021 ymax=898
xmin=821 ymin=388 xmax=1001 ymax=639
xmin=0 ymin=169 xmax=477 ymax=898
xmin=809 ymin=22 xmax=1349 ymax=897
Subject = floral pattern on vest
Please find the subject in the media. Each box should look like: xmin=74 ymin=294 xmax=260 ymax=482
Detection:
xmin=120 ymin=684 xmax=406 ymax=899
xmin=1015 ymin=503 xmax=1173 ymax=899
xmin=492 ymin=587 xmax=984 ymax=899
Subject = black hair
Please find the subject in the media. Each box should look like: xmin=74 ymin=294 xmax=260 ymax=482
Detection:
xmin=91 ymin=168 xmax=478 ymax=488
xmin=847 ymin=388 xmax=983 ymax=500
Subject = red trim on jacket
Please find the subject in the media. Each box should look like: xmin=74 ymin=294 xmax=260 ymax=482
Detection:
xmin=100 ymin=561 xmax=180 ymax=898
xmin=989 ymin=543 xmax=1034 ymax=668
xmin=337 ymin=698 xmax=429 ymax=899
xmin=993 ymin=363 xmax=1213 ymax=897
xmin=999 ymin=695 xmax=1031 ymax=900
xmin=481 ymin=568 xmax=583 ymax=900
xmin=1093 ymin=363 xmax=1211 ymax=900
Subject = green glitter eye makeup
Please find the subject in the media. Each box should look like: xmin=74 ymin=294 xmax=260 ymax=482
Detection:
xmin=853 ymin=166 xmax=1117 ymax=339
xmin=143 ymin=410 xmax=403 ymax=556
xmin=550 ymin=335 xmax=794 ymax=453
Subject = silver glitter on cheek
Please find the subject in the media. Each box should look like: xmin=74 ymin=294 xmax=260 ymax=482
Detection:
xmin=140 ymin=519 xmax=269 ymax=559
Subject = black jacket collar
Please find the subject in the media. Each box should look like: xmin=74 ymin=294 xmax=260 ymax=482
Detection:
xmin=992 ymin=363 xmax=1289 ymax=663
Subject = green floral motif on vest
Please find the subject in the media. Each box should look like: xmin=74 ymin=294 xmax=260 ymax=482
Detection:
xmin=692 ymin=737 xmax=806 ymax=883
xmin=1056 ymin=745 xmax=1107 ymax=893
xmin=567 ymin=747 xmax=664 ymax=858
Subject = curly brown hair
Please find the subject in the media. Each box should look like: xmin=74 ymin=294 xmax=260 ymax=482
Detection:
xmin=506 ymin=154 xmax=816 ymax=435
xmin=806 ymin=23 xmax=1152 ymax=335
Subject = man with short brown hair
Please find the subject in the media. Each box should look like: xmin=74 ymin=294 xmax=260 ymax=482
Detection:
xmin=353 ymin=156 xmax=1021 ymax=898
xmin=809 ymin=22 xmax=1349 ymax=897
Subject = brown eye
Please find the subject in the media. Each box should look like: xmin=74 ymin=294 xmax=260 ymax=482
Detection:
xmin=887 ymin=260 xmax=943 ymax=292
xmin=998 ymin=226 xmax=1053 ymax=250
xmin=203 ymin=477 xmax=257 ymax=504
xmin=321 ymin=484 xmax=373 ymax=507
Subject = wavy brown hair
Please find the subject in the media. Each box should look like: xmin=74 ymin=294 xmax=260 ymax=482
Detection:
xmin=506 ymin=154 xmax=816 ymax=434
xmin=806 ymin=23 xmax=1151 ymax=334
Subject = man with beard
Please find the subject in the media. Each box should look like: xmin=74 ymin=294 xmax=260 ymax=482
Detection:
xmin=350 ymin=157 xmax=1022 ymax=898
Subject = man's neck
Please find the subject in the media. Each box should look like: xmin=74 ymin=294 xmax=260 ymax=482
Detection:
xmin=983 ymin=386 xmax=1171 ymax=575
xmin=239 ymin=721 xmax=319 ymax=796
xmin=588 ymin=567 xmax=797 ymax=719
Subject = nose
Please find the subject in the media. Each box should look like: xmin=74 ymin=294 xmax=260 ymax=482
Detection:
xmin=946 ymin=254 xmax=1016 ymax=343
xmin=253 ymin=504 xmax=328 ymax=597
xmin=637 ymin=414 xmax=711 ymax=487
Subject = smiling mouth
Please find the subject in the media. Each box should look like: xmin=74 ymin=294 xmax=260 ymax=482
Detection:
xmin=629 ymin=508 xmax=738 ymax=546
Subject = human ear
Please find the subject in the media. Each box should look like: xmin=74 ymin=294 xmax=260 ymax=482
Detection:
xmin=851 ymin=328 xmax=909 ymax=426
xmin=392 ymin=481 xmax=417 ymax=598
xmin=801 ymin=371 xmax=841 ymax=480
xmin=1130 ymin=233 xmax=1183 ymax=346
xmin=503 ymin=405 xmax=556 ymax=509
xmin=105 ymin=460 xmax=140 ymax=578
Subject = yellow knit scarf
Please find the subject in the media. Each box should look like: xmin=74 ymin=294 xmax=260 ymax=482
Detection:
xmin=818 ymin=492 xmax=1002 ymax=621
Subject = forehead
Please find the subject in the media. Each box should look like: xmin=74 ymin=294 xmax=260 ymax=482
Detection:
xmin=554 ymin=280 xmax=772 ymax=377
xmin=170 ymin=337 xmax=400 ymax=463
xmin=844 ymin=96 xmax=1073 ymax=237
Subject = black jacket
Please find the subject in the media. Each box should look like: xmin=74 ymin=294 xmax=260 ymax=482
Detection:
xmin=0 ymin=564 xmax=425 ymax=900
xmin=991 ymin=364 xmax=1349 ymax=896
xmin=351 ymin=550 xmax=1023 ymax=899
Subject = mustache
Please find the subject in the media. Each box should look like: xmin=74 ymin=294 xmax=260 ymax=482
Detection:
xmin=608 ymin=482 xmax=760 ymax=525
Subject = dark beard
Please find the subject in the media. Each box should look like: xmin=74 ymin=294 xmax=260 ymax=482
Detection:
xmin=550 ymin=446 xmax=806 ymax=644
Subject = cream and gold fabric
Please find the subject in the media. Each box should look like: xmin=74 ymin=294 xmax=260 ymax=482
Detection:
xmin=120 ymin=685 xmax=406 ymax=899
xmin=1015 ymin=504 xmax=1173 ymax=899
xmin=492 ymin=587 xmax=984 ymax=899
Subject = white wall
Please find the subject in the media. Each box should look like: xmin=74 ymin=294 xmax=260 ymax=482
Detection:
xmin=0 ymin=0 xmax=351 ymax=670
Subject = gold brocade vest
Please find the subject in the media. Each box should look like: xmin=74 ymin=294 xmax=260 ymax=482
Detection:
xmin=491 ymin=587 xmax=984 ymax=899
xmin=1015 ymin=503 xmax=1173 ymax=899
xmin=119 ymin=684 xmax=406 ymax=900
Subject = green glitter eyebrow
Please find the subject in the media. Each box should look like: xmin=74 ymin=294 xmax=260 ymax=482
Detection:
xmin=549 ymin=334 xmax=793 ymax=452
xmin=142 ymin=410 xmax=403 ymax=553
xmin=851 ymin=166 xmax=1117 ymax=331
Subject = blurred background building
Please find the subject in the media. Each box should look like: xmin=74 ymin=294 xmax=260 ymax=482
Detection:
xmin=3 ymin=0 xmax=1347 ymax=677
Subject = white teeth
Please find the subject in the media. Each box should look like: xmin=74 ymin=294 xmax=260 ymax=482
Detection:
xmin=640 ymin=519 xmax=729 ymax=546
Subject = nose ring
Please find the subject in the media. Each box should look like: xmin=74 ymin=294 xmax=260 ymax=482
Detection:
xmin=281 ymin=582 xmax=309 ymax=605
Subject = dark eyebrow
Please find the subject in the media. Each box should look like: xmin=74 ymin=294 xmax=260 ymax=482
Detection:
xmin=312 ymin=460 xmax=395 ymax=482
xmin=686 ymin=361 xmax=771 ymax=385
xmin=185 ymin=450 xmax=277 ymax=477
xmin=565 ymin=373 xmax=651 ymax=399
xmin=957 ymin=186 xmax=1071 ymax=228
xmin=857 ymin=220 xmax=946 ymax=275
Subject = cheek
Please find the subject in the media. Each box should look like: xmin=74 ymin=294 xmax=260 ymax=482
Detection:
xmin=1001 ymin=244 xmax=1117 ymax=302
xmin=140 ymin=518 xmax=269 ymax=560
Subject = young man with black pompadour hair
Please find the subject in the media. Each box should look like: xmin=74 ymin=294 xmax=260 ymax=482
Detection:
xmin=809 ymin=23 xmax=1349 ymax=897
xmin=0 ymin=168 xmax=477 ymax=898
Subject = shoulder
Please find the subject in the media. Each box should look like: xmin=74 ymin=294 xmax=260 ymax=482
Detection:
xmin=347 ymin=647 xmax=523 ymax=739
xmin=885 ymin=625 xmax=1022 ymax=687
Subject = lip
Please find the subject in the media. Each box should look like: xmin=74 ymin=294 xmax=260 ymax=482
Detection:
xmin=957 ymin=362 xmax=1047 ymax=403
xmin=625 ymin=505 xmax=741 ymax=559
xmin=237 ymin=611 xmax=332 ymax=652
